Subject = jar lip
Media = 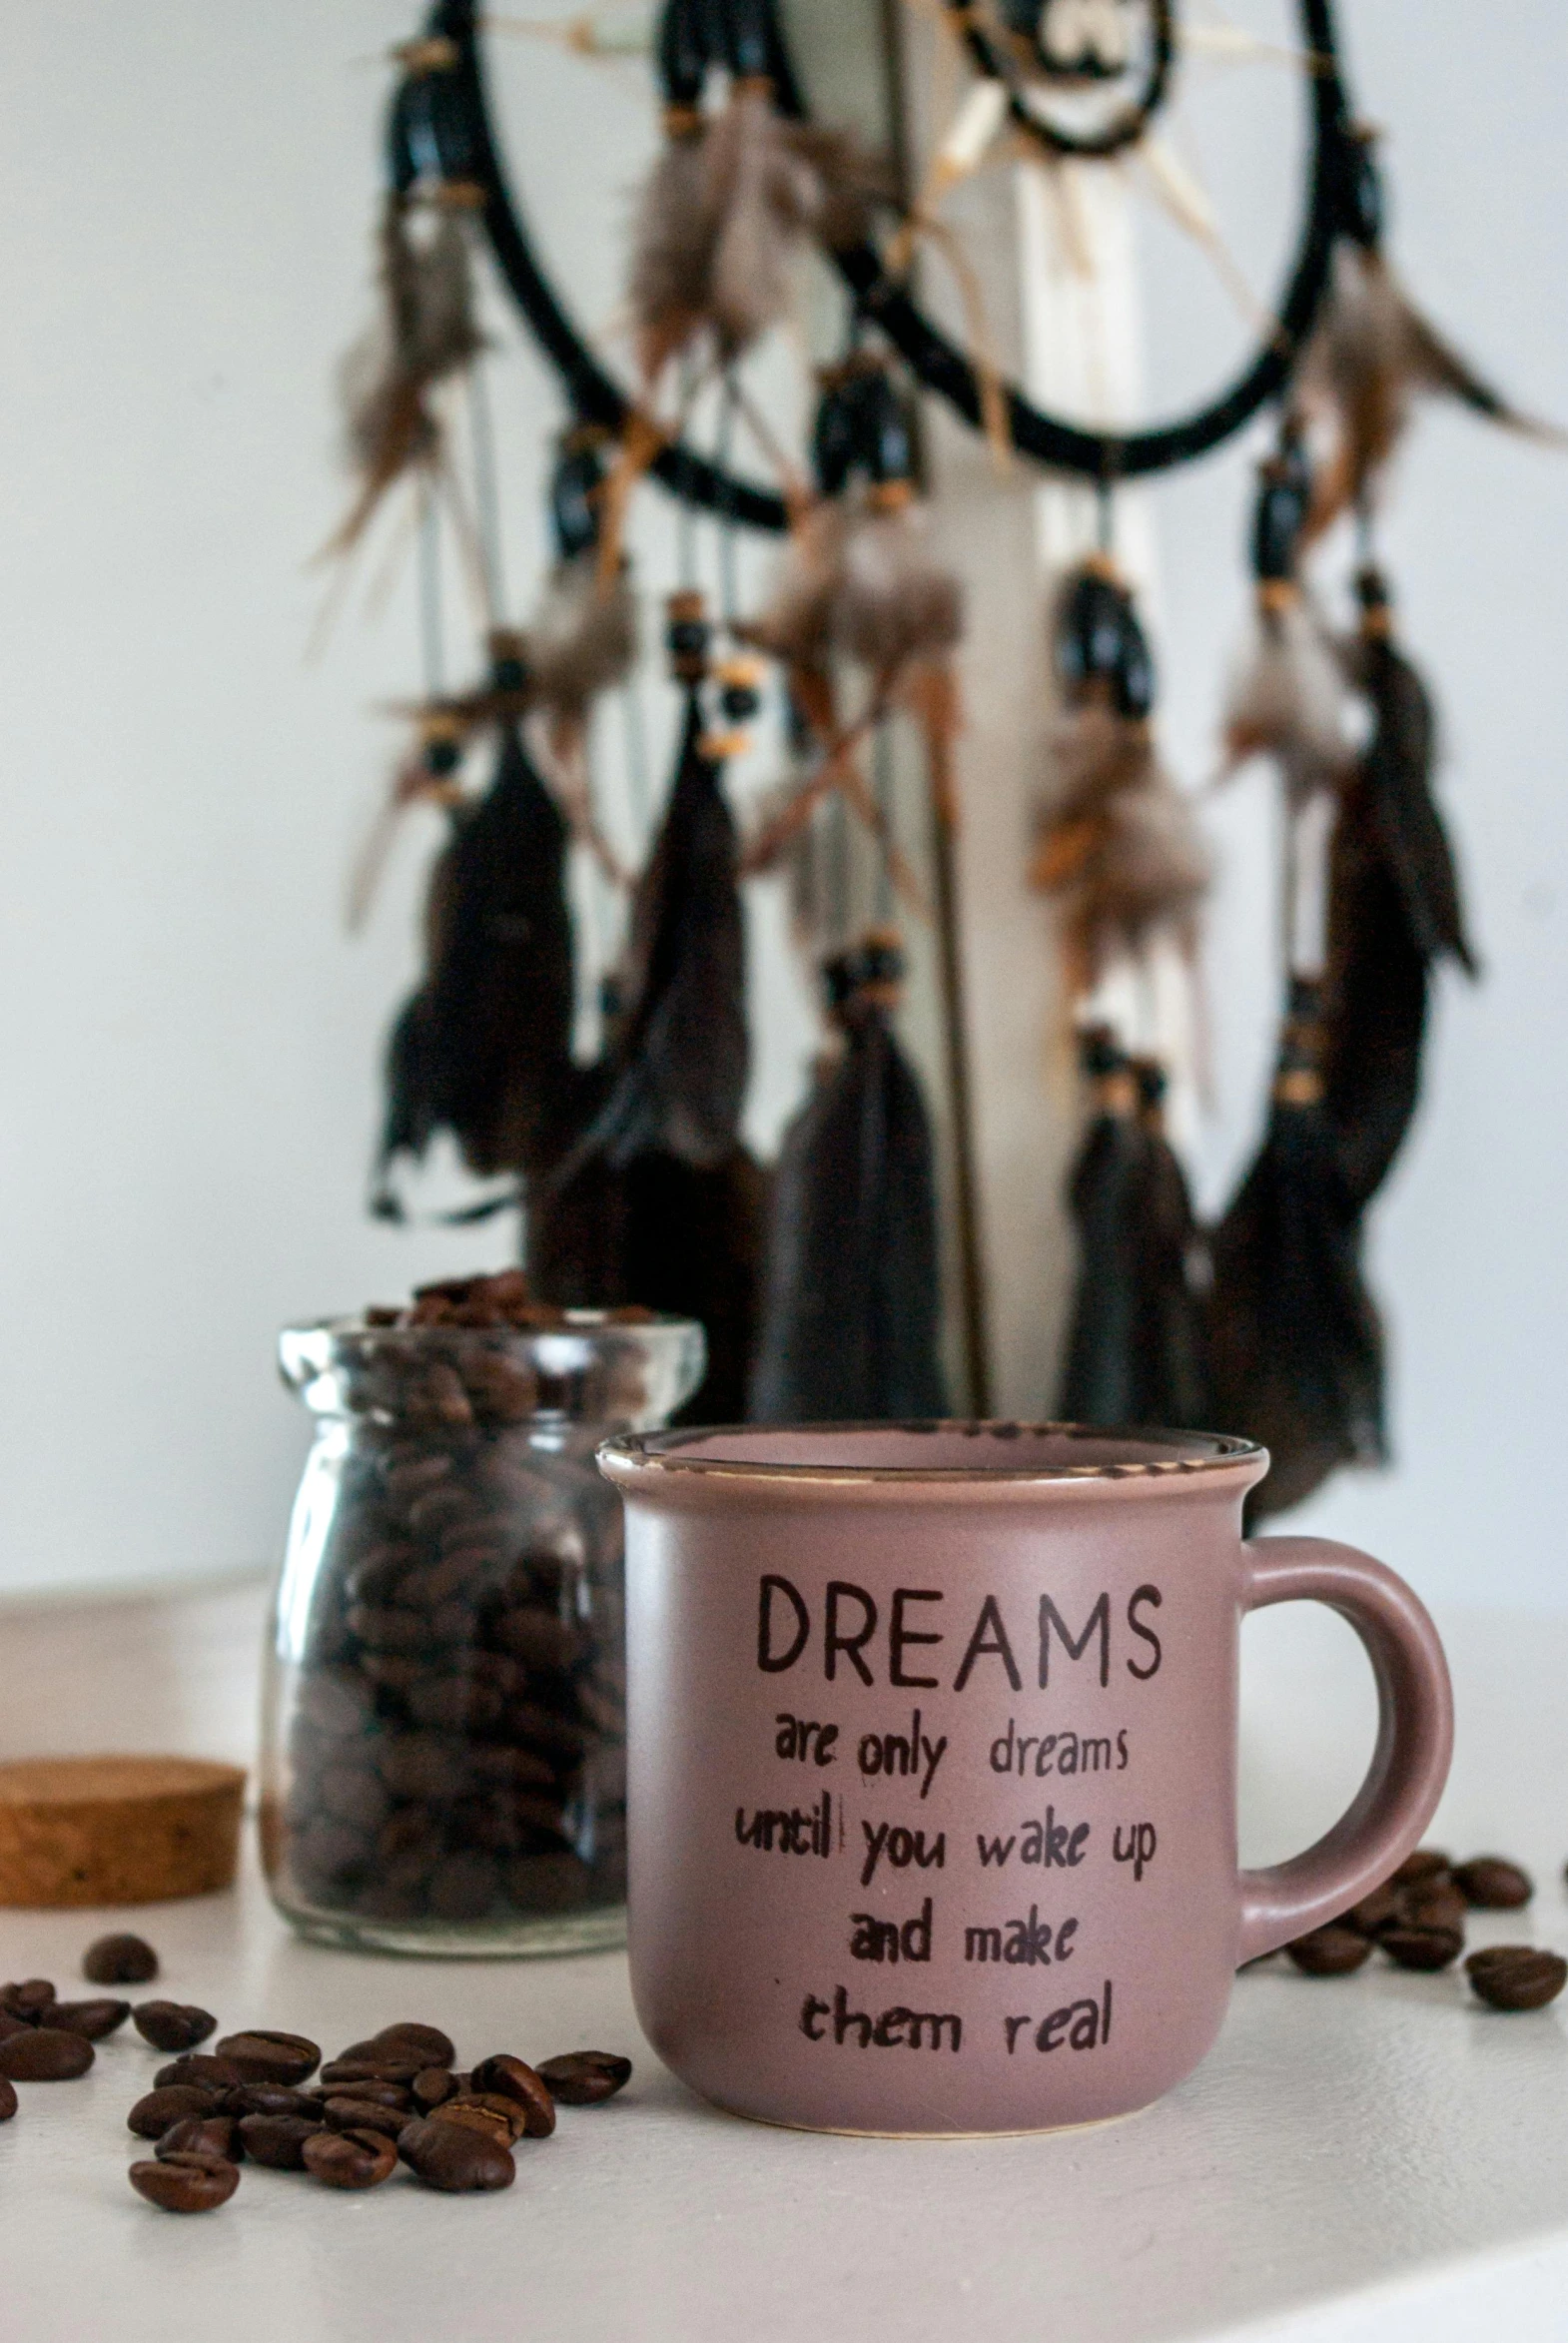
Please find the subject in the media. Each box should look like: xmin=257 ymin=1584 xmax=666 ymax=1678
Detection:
xmin=284 ymin=1310 xmax=703 ymax=1345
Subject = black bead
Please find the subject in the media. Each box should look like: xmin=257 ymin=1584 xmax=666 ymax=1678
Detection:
xmin=720 ymin=682 xmax=761 ymax=721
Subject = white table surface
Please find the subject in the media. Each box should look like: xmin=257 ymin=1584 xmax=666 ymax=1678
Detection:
xmin=3 ymin=1584 xmax=1568 ymax=2343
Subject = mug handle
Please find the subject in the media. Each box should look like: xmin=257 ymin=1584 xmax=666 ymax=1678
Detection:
xmin=1235 ymin=1535 xmax=1455 ymax=1966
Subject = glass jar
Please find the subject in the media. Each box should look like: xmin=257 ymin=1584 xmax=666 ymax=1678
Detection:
xmin=261 ymin=1310 xmax=703 ymax=1955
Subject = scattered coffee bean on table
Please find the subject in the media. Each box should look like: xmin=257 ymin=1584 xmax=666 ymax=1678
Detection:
xmin=343 ymin=2022 xmax=455 ymax=2069
xmin=0 ymin=2009 xmax=35 ymax=2042
xmin=470 ymin=2053 xmax=555 ymax=2136
xmin=411 ymin=2067 xmax=458 ymax=2110
xmin=323 ymin=2097 xmax=410 ymax=2140
xmin=239 ymin=2113 xmax=325 ymax=2169
xmin=214 ymin=2030 xmax=321 ymax=2086
xmin=155 ymin=2055 xmax=246 ymax=2092
xmin=84 ymin=1935 xmax=159 ymax=1986
xmin=1466 ymin=1947 xmax=1568 ymax=2011
xmin=230 ymin=2084 xmax=319 ymax=2119
xmin=398 ymin=2114 xmax=515 ymax=2193
xmin=1452 ymin=1857 xmax=1533 ymax=1911
xmin=428 ymin=2100 xmax=517 ymax=2149
xmin=129 ymin=2153 xmax=240 ymax=2214
xmin=1342 ymin=1885 xmax=1404 ymax=1939
xmin=156 ymin=2116 xmax=242 ymax=2164
xmin=536 ymin=2051 xmax=633 ymax=2105
xmin=1 ymin=1980 xmax=57 ymax=2018
xmin=0 ymin=2075 xmax=17 ymax=2122
xmin=134 ymin=2002 xmax=217 ymax=2052
xmin=41 ymin=1998 xmax=131 ymax=2040
xmin=0 ymin=2026 xmax=95 ymax=2081
xmin=1392 ymin=1849 xmax=1452 ymax=1887
xmin=304 ymin=2126 xmax=398 ymax=2190
xmin=1285 ymin=1926 xmax=1374 ymax=1977
xmin=1381 ymin=1924 xmax=1465 ymax=1972
xmin=129 ymin=2086 xmax=225 ymax=2139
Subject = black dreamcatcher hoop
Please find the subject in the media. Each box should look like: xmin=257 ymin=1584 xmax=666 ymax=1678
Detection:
xmin=395 ymin=0 xmax=1371 ymax=509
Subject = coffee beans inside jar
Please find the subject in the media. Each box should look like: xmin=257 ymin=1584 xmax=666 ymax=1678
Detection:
xmin=265 ymin=1279 xmax=703 ymax=1952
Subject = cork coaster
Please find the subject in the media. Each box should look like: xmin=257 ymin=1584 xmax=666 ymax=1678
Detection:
xmin=0 ymin=1756 xmax=246 ymax=1909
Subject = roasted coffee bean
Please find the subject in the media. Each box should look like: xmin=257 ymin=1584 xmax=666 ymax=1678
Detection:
xmin=320 ymin=2078 xmax=410 ymax=2111
xmin=1453 ymin=1857 xmax=1533 ymax=1911
xmin=1465 ymin=1947 xmax=1568 ymax=2011
xmin=0 ymin=2008 xmax=36 ymax=2042
xmin=365 ymin=2022 xmax=456 ymax=2068
xmin=1392 ymin=1849 xmax=1451 ymax=1888
xmin=399 ymin=2114 xmax=515 ymax=2191
xmin=428 ymin=2099 xmax=517 ymax=2149
xmin=324 ymin=2097 xmax=411 ymax=2140
xmin=536 ymin=2051 xmax=633 ymax=2105
xmin=411 ymin=2067 xmax=458 ymax=2111
xmin=157 ymin=2115 xmax=241 ymax=2163
xmin=0 ymin=2026 xmax=94 ymax=2081
xmin=425 ymin=1853 xmax=500 ymax=1922
xmin=0 ymin=2075 xmax=17 ymax=2122
xmin=238 ymin=2113 xmax=325 ymax=2169
xmin=1342 ymin=1884 xmax=1406 ymax=1939
xmin=37 ymin=1998 xmax=130 ymax=2040
xmin=469 ymin=2054 xmax=555 ymax=2137
xmin=214 ymin=2030 xmax=321 ymax=2086
xmin=1 ymin=1979 xmax=56 ymax=2018
xmin=1402 ymin=1889 xmax=1469 ymax=1942
xmin=129 ymin=2085 xmax=224 ymax=2138
xmin=1286 ymin=1926 xmax=1374 ymax=1976
xmin=84 ymin=1935 xmax=159 ymax=1986
xmin=320 ymin=2056 xmax=424 ymax=2088
xmin=1381 ymin=1923 xmax=1465 ymax=1972
xmin=129 ymin=2152 xmax=239 ymax=2214
xmin=134 ymin=2001 xmax=218 ymax=2052
xmin=156 ymin=2054 xmax=246 ymax=2092
xmin=227 ymin=2084 xmax=319 ymax=2120
xmin=304 ymin=2126 xmax=399 ymax=2189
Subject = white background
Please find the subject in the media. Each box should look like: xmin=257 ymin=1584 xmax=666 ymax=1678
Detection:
xmin=0 ymin=1 xmax=1563 ymax=1607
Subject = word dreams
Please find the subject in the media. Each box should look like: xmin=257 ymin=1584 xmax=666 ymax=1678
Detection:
xmin=990 ymin=1718 xmax=1130 ymax=1777
xmin=758 ymin=1576 xmax=1164 ymax=1692
xmin=800 ymin=1985 xmax=961 ymax=2053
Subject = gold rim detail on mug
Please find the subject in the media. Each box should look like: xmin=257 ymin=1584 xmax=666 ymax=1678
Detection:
xmin=598 ymin=1422 xmax=1266 ymax=1489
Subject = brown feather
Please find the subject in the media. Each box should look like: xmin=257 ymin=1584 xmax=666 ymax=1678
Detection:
xmin=1301 ymin=246 xmax=1565 ymax=534
xmin=1031 ymin=711 xmax=1208 ymax=996
xmin=830 ymin=501 xmax=964 ymax=674
xmin=526 ymin=553 xmax=639 ymax=733
xmin=1222 ymin=598 xmax=1354 ymax=804
xmin=327 ymin=195 xmax=482 ymax=557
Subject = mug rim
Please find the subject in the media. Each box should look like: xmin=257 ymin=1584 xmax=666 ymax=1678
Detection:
xmin=599 ymin=1419 xmax=1265 ymax=1492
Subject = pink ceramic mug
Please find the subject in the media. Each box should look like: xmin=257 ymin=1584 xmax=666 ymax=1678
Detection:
xmin=598 ymin=1424 xmax=1453 ymax=2137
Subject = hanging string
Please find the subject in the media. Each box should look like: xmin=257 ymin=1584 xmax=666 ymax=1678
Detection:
xmin=716 ymin=369 xmax=741 ymax=631
xmin=417 ymin=478 xmax=444 ymax=700
xmin=466 ymin=361 xmax=508 ymax=623
xmin=873 ymin=719 xmax=896 ymax=922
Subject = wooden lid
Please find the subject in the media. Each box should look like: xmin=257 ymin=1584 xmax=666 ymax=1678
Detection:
xmin=0 ymin=1756 xmax=247 ymax=1909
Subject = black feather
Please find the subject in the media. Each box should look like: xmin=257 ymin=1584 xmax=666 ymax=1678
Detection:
xmin=1322 ymin=771 xmax=1429 ymax=1207
xmin=377 ymin=723 xmax=577 ymax=1191
xmin=1058 ymin=1032 xmax=1144 ymax=1425
xmin=1207 ymin=983 xmax=1386 ymax=1521
xmin=1127 ymin=1063 xmax=1214 ymax=1431
xmin=751 ymin=946 xmax=947 ymax=1422
xmin=575 ymin=692 xmax=748 ymax=1171
xmin=1357 ymin=618 xmax=1476 ymax=977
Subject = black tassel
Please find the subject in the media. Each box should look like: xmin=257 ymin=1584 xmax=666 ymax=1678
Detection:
xmin=1057 ymin=1029 xmax=1144 ymax=1425
xmin=750 ymin=934 xmax=947 ymax=1422
xmin=1322 ymin=571 xmax=1476 ymax=1205
xmin=377 ymin=721 xmax=577 ymax=1194
xmin=573 ymin=674 xmax=749 ymax=1172
xmin=1127 ymin=1061 xmax=1214 ymax=1431
xmin=1207 ymin=982 xmax=1386 ymax=1520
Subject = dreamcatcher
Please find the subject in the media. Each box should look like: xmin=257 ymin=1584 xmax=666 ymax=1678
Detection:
xmin=321 ymin=0 xmax=1553 ymax=1505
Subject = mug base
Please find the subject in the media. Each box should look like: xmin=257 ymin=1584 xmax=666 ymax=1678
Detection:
xmin=710 ymin=2100 xmax=1148 ymax=2143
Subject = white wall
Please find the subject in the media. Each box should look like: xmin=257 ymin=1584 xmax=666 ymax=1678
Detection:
xmin=0 ymin=2 xmax=1563 ymax=1610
